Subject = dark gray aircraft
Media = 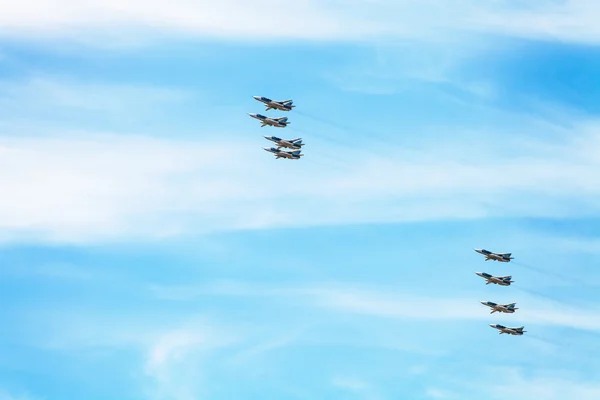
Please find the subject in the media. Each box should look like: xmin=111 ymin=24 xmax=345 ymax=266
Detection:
xmin=475 ymin=272 xmax=514 ymax=286
xmin=481 ymin=301 xmax=518 ymax=314
xmin=475 ymin=248 xmax=514 ymax=262
xmin=490 ymin=324 xmax=526 ymax=335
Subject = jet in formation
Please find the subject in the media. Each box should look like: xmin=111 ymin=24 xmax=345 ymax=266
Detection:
xmin=253 ymin=96 xmax=295 ymax=112
xmin=489 ymin=324 xmax=526 ymax=335
xmin=481 ymin=301 xmax=518 ymax=314
xmin=475 ymin=272 xmax=513 ymax=286
xmin=263 ymin=147 xmax=303 ymax=160
xmin=249 ymin=113 xmax=290 ymax=128
xmin=263 ymin=136 xmax=304 ymax=150
xmin=474 ymin=248 xmax=514 ymax=262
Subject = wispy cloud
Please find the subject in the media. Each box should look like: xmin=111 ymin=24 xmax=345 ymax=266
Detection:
xmin=463 ymin=367 xmax=600 ymax=400
xmin=0 ymin=0 xmax=598 ymax=45
xmin=12 ymin=309 xmax=244 ymax=400
xmin=143 ymin=323 xmax=238 ymax=400
xmin=149 ymin=281 xmax=600 ymax=334
xmin=332 ymin=376 xmax=384 ymax=400
xmin=1 ymin=116 xmax=600 ymax=244
xmin=0 ymin=76 xmax=188 ymax=130
xmin=473 ymin=0 xmax=600 ymax=45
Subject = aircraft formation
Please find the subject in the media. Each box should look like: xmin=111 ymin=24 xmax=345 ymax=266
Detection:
xmin=250 ymin=95 xmax=534 ymax=338
xmin=474 ymin=248 xmax=526 ymax=336
xmin=249 ymin=96 xmax=305 ymax=160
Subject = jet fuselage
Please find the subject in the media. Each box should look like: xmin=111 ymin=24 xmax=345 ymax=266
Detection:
xmin=253 ymin=96 xmax=294 ymax=111
xmin=474 ymin=248 xmax=513 ymax=262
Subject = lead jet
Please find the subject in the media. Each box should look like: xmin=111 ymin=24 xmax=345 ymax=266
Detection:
xmin=263 ymin=147 xmax=303 ymax=160
xmin=475 ymin=272 xmax=514 ymax=286
xmin=481 ymin=301 xmax=518 ymax=314
xmin=249 ymin=113 xmax=290 ymax=128
xmin=474 ymin=248 xmax=514 ymax=262
xmin=489 ymin=324 xmax=526 ymax=335
xmin=253 ymin=96 xmax=295 ymax=112
xmin=263 ymin=136 xmax=304 ymax=150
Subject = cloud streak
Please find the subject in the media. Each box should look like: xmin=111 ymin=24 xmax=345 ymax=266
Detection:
xmin=0 ymin=0 xmax=598 ymax=45
xmin=2 ymin=116 xmax=600 ymax=244
xmin=143 ymin=323 xmax=238 ymax=400
xmin=149 ymin=281 xmax=600 ymax=334
xmin=463 ymin=367 xmax=600 ymax=400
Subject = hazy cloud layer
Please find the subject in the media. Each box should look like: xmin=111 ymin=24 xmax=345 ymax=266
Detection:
xmin=0 ymin=0 xmax=599 ymax=44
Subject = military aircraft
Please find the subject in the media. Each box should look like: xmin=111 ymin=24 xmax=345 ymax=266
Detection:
xmin=253 ymin=96 xmax=295 ymax=112
xmin=481 ymin=301 xmax=518 ymax=314
xmin=489 ymin=324 xmax=526 ymax=335
xmin=475 ymin=272 xmax=514 ymax=286
xmin=474 ymin=248 xmax=514 ymax=262
xmin=249 ymin=113 xmax=290 ymax=128
xmin=263 ymin=136 xmax=304 ymax=150
xmin=263 ymin=147 xmax=303 ymax=160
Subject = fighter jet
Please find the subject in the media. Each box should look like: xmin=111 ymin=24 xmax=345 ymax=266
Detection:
xmin=263 ymin=136 xmax=304 ymax=150
xmin=249 ymin=113 xmax=290 ymax=128
xmin=253 ymin=96 xmax=295 ymax=112
xmin=481 ymin=301 xmax=518 ymax=314
xmin=489 ymin=324 xmax=526 ymax=335
xmin=475 ymin=272 xmax=514 ymax=286
xmin=474 ymin=248 xmax=514 ymax=262
xmin=263 ymin=147 xmax=303 ymax=160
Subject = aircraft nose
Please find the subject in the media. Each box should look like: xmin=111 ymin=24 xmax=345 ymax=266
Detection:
xmin=253 ymin=96 xmax=260 ymax=100
xmin=480 ymin=301 xmax=487 ymax=305
xmin=489 ymin=324 xmax=495 ymax=328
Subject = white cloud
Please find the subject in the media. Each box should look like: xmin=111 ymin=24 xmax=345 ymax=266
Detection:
xmin=21 ymin=310 xmax=242 ymax=400
xmin=145 ymin=330 xmax=205 ymax=374
xmin=332 ymin=376 xmax=384 ymax=400
xmin=1 ymin=116 xmax=600 ymax=244
xmin=467 ymin=367 xmax=600 ymax=400
xmin=143 ymin=324 xmax=238 ymax=400
xmin=0 ymin=74 xmax=598 ymax=244
xmin=0 ymin=76 xmax=188 ymax=121
xmin=0 ymin=0 xmax=598 ymax=44
xmin=229 ymin=334 xmax=298 ymax=366
xmin=150 ymin=281 xmax=600 ymax=334
xmin=473 ymin=0 xmax=600 ymax=44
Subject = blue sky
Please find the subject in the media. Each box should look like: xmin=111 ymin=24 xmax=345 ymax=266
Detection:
xmin=1 ymin=1 xmax=600 ymax=399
